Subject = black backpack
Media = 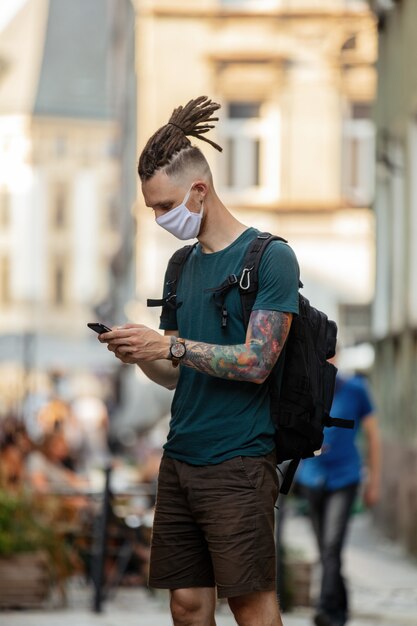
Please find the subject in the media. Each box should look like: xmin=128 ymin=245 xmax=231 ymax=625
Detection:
xmin=148 ymin=232 xmax=353 ymax=494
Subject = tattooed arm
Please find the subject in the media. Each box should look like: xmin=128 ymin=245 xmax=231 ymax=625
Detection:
xmin=181 ymin=309 xmax=292 ymax=384
xmin=99 ymin=310 xmax=292 ymax=387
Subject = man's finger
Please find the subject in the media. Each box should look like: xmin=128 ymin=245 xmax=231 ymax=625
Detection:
xmin=99 ymin=326 xmax=146 ymax=342
xmin=116 ymin=345 xmax=136 ymax=356
xmin=104 ymin=337 xmax=134 ymax=347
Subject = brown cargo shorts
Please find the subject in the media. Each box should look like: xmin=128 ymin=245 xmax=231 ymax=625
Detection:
xmin=148 ymin=450 xmax=279 ymax=598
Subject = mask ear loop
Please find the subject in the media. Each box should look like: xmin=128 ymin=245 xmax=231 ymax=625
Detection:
xmin=182 ymin=187 xmax=192 ymax=206
xmin=198 ymin=198 xmax=204 ymax=219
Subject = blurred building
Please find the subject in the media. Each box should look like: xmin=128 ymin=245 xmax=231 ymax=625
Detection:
xmin=0 ymin=0 xmax=136 ymax=410
xmin=132 ymin=0 xmax=377 ymax=350
xmin=369 ymin=0 xmax=417 ymax=555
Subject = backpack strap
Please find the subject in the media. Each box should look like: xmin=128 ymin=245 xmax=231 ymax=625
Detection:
xmin=204 ymin=232 xmax=291 ymax=330
xmin=205 ymin=273 xmax=240 ymax=328
xmin=147 ymin=244 xmax=197 ymax=325
xmin=239 ymin=233 xmax=289 ymax=328
xmin=324 ymin=416 xmax=354 ymax=429
xmin=279 ymin=459 xmax=300 ymax=495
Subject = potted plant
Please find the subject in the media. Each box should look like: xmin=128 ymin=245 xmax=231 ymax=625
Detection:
xmin=0 ymin=490 xmax=78 ymax=608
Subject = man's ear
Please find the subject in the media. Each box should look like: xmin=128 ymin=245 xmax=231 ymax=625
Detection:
xmin=192 ymin=181 xmax=208 ymax=201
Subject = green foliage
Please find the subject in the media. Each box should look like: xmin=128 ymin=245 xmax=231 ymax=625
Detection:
xmin=0 ymin=490 xmax=77 ymax=579
xmin=0 ymin=491 xmax=49 ymax=555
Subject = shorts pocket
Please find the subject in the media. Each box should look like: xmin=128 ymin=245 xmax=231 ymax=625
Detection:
xmin=237 ymin=456 xmax=260 ymax=489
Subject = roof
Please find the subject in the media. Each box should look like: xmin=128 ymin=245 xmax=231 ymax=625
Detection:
xmin=33 ymin=0 xmax=114 ymax=119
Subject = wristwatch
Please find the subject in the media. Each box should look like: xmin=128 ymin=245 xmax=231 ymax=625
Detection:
xmin=170 ymin=337 xmax=186 ymax=367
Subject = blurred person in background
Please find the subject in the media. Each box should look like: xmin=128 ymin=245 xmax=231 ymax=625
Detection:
xmin=99 ymin=97 xmax=300 ymax=626
xmin=26 ymin=428 xmax=88 ymax=494
xmin=296 ymin=364 xmax=381 ymax=626
xmin=0 ymin=436 xmax=25 ymax=493
xmin=0 ymin=416 xmax=33 ymax=493
xmin=37 ymin=393 xmax=72 ymax=435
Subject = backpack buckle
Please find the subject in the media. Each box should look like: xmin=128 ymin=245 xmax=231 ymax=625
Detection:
xmin=239 ymin=266 xmax=253 ymax=291
xmin=221 ymin=307 xmax=228 ymax=328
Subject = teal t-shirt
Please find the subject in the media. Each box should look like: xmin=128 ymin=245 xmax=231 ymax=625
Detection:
xmin=160 ymin=227 xmax=300 ymax=465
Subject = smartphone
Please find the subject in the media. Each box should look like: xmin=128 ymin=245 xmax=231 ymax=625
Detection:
xmin=87 ymin=322 xmax=112 ymax=334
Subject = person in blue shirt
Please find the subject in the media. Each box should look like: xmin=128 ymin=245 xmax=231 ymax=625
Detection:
xmin=296 ymin=371 xmax=381 ymax=626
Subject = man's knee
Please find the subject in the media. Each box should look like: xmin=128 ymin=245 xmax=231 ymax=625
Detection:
xmin=228 ymin=591 xmax=281 ymax=626
xmin=170 ymin=588 xmax=215 ymax=626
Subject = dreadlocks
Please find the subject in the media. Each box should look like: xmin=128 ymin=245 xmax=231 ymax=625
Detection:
xmin=138 ymin=96 xmax=223 ymax=181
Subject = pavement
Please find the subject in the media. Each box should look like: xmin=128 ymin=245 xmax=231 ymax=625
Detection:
xmin=2 ymin=511 xmax=417 ymax=626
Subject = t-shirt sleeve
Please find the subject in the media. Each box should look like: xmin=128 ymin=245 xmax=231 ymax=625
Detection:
xmin=252 ymin=241 xmax=300 ymax=314
xmin=158 ymin=266 xmax=178 ymax=331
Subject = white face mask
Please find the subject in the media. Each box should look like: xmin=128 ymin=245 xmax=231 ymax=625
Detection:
xmin=156 ymin=187 xmax=204 ymax=240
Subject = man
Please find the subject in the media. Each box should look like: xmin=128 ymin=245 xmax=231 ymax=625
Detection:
xmin=99 ymin=96 xmax=300 ymax=626
xmin=296 ymin=369 xmax=381 ymax=626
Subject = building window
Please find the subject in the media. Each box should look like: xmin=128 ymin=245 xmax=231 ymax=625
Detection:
xmin=339 ymin=303 xmax=372 ymax=344
xmin=342 ymin=101 xmax=375 ymax=207
xmin=52 ymin=258 xmax=67 ymax=306
xmin=52 ymin=184 xmax=68 ymax=229
xmin=0 ymin=256 xmax=10 ymax=304
xmin=221 ymin=100 xmax=264 ymax=191
xmin=229 ymin=102 xmax=261 ymax=119
xmin=0 ymin=192 xmax=10 ymax=228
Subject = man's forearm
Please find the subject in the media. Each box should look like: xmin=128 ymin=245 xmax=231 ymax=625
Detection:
xmin=100 ymin=312 xmax=291 ymax=386
xmin=137 ymin=360 xmax=179 ymax=390
xmin=182 ymin=341 xmax=267 ymax=383
xmin=181 ymin=310 xmax=291 ymax=384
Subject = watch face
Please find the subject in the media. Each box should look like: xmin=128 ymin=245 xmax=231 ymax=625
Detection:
xmin=171 ymin=341 xmax=186 ymax=359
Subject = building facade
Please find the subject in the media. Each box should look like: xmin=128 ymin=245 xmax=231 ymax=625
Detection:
xmin=132 ymin=0 xmax=377 ymax=354
xmin=0 ymin=0 xmax=136 ymax=414
xmin=370 ymin=0 xmax=417 ymax=555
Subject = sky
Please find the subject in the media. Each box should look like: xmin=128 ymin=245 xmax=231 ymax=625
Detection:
xmin=0 ymin=0 xmax=28 ymax=33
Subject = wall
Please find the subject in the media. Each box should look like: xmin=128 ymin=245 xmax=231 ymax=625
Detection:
xmin=371 ymin=0 xmax=417 ymax=554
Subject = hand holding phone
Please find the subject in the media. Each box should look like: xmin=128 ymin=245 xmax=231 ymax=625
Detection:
xmin=87 ymin=322 xmax=112 ymax=335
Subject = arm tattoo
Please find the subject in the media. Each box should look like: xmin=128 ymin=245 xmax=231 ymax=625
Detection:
xmin=182 ymin=310 xmax=292 ymax=383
